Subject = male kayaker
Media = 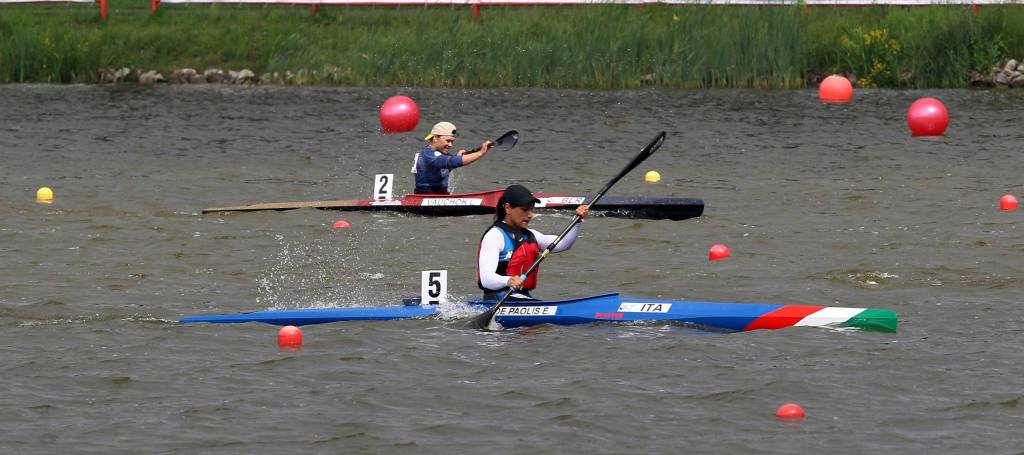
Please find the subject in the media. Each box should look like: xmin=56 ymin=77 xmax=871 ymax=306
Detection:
xmin=413 ymin=121 xmax=492 ymax=194
xmin=477 ymin=184 xmax=589 ymax=300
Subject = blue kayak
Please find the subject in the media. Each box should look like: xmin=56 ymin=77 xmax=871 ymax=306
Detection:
xmin=180 ymin=293 xmax=897 ymax=333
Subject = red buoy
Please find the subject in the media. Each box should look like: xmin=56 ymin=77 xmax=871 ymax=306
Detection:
xmin=332 ymin=220 xmax=351 ymax=230
xmin=907 ymin=97 xmax=949 ymax=137
xmin=278 ymin=325 xmax=303 ymax=350
xmin=1000 ymin=194 xmax=1018 ymax=211
xmin=819 ymin=75 xmax=852 ymax=104
xmin=775 ymin=403 xmax=805 ymax=420
xmin=379 ymin=95 xmax=420 ymax=133
xmin=709 ymin=243 xmax=730 ymax=261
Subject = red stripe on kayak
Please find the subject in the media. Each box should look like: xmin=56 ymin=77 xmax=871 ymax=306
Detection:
xmin=743 ymin=305 xmax=825 ymax=331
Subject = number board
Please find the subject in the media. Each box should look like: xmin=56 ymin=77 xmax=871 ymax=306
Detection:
xmin=374 ymin=173 xmax=394 ymax=200
xmin=420 ymin=270 xmax=448 ymax=305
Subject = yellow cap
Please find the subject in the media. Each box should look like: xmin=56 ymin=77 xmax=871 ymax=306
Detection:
xmin=644 ymin=171 xmax=661 ymax=183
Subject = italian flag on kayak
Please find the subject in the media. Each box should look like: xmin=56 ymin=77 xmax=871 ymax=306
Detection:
xmin=743 ymin=305 xmax=897 ymax=333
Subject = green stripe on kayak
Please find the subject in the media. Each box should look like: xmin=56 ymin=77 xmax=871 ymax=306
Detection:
xmin=840 ymin=308 xmax=898 ymax=333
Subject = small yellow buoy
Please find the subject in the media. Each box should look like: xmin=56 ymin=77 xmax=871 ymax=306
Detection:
xmin=644 ymin=171 xmax=661 ymax=183
xmin=36 ymin=187 xmax=54 ymax=202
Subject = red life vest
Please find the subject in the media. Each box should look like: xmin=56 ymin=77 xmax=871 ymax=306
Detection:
xmin=477 ymin=222 xmax=541 ymax=292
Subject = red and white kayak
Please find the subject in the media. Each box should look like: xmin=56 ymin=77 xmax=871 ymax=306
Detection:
xmin=202 ymin=190 xmax=704 ymax=221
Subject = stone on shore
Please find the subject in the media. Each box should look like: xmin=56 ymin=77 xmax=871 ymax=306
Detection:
xmin=139 ymin=70 xmax=165 ymax=85
xmin=992 ymin=59 xmax=1023 ymax=88
xmin=98 ymin=67 xmax=131 ymax=83
xmin=187 ymin=69 xmax=206 ymax=84
xmin=235 ymin=69 xmax=256 ymax=84
xmin=168 ymin=68 xmax=198 ymax=84
xmin=204 ymin=69 xmax=225 ymax=83
xmin=1011 ymin=72 xmax=1024 ymax=88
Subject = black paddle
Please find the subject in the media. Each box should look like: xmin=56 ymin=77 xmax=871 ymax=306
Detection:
xmin=464 ymin=131 xmax=668 ymax=331
xmin=468 ymin=130 xmax=518 ymax=153
xmin=448 ymin=130 xmax=518 ymax=191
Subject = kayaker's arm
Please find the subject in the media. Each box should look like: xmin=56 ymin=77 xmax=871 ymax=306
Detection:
xmin=456 ymin=140 xmax=492 ymax=166
xmin=420 ymin=149 xmax=465 ymax=171
xmin=534 ymin=205 xmax=589 ymax=253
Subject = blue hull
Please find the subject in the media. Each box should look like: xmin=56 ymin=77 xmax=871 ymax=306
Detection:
xmin=180 ymin=293 xmax=897 ymax=333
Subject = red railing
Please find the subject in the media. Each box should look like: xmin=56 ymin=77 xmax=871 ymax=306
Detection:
xmin=140 ymin=0 xmax=1011 ymax=19
xmin=0 ymin=0 xmax=1011 ymax=21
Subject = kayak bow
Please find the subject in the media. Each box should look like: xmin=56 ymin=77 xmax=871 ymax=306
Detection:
xmin=180 ymin=293 xmax=897 ymax=333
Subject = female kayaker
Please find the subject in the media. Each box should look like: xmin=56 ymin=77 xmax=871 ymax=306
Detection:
xmin=477 ymin=184 xmax=589 ymax=300
xmin=413 ymin=121 xmax=492 ymax=194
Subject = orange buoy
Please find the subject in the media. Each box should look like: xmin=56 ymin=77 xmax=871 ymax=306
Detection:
xmin=277 ymin=325 xmax=303 ymax=350
xmin=379 ymin=95 xmax=420 ymax=133
xmin=775 ymin=403 xmax=805 ymax=420
xmin=332 ymin=220 xmax=351 ymax=230
xmin=1000 ymin=194 xmax=1018 ymax=211
xmin=907 ymin=97 xmax=949 ymax=137
xmin=709 ymin=243 xmax=730 ymax=261
xmin=818 ymin=75 xmax=853 ymax=104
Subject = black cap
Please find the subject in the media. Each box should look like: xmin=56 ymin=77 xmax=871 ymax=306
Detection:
xmin=501 ymin=184 xmax=540 ymax=207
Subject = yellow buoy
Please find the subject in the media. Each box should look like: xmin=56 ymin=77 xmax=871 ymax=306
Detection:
xmin=36 ymin=186 xmax=54 ymax=202
xmin=644 ymin=171 xmax=661 ymax=183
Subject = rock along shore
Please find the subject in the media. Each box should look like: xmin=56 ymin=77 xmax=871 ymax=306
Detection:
xmin=98 ymin=60 xmax=1024 ymax=88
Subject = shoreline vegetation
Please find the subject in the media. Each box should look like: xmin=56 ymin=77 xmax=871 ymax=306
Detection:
xmin=1 ymin=2 xmax=1023 ymax=89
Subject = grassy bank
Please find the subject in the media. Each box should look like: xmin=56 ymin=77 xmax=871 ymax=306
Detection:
xmin=1 ymin=2 xmax=1022 ymax=88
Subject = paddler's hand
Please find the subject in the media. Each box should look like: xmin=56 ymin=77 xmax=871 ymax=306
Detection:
xmin=479 ymin=140 xmax=492 ymax=155
xmin=507 ymin=275 xmax=524 ymax=290
xmin=576 ymin=204 xmax=589 ymax=220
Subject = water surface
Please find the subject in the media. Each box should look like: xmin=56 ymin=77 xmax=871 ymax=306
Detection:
xmin=2 ymin=85 xmax=1023 ymax=453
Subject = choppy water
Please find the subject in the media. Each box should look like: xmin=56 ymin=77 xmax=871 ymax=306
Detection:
xmin=2 ymin=85 xmax=1024 ymax=453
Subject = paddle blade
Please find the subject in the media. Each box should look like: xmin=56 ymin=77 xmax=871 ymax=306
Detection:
xmin=468 ymin=130 xmax=518 ymax=153
xmin=464 ymin=301 xmax=499 ymax=330
xmin=464 ymin=310 xmax=496 ymax=330
xmin=491 ymin=130 xmax=519 ymax=150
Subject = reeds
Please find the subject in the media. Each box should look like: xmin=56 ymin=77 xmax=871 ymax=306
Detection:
xmin=0 ymin=3 xmax=1021 ymax=88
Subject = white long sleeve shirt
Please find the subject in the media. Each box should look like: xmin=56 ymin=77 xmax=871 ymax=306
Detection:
xmin=477 ymin=222 xmax=582 ymax=291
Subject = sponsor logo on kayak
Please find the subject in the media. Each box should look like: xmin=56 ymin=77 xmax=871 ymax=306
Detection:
xmin=536 ymin=197 xmax=586 ymax=207
xmin=617 ymin=302 xmax=672 ymax=313
xmin=420 ymin=198 xmax=484 ymax=206
xmin=495 ymin=306 xmax=556 ymax=316
xmin=369 ymin=200 xmax=403 ymax=206
xmin=595 ymin=312 xmax=624 ymax=319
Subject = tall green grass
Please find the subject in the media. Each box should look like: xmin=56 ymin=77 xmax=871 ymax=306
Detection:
xmin=0 ymin=2 xmax=1021 ymax=88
